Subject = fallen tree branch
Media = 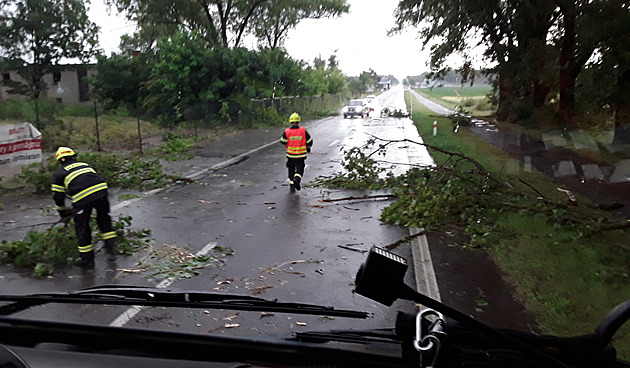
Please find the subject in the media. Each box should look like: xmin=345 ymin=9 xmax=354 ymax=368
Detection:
xmin=596 ymin=220 xmax=630 ymax=232
xmin=319 ymin=194 xmax=396 ymax=202
xmin=364 ymin=133 xmax=511 ymax=189
xmin=8 ymin=219 xmax=64 ymax=230
xmin=518 ymin=178 xmax=545 ymax=198
xmin=260 ymin=260 xmax=307 ymax=275
xmin=337 ymin=244 xmax=367 ymax=253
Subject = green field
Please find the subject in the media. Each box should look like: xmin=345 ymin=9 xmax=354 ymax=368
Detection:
xmin=415 ymin=85 xmax=495 ymax=116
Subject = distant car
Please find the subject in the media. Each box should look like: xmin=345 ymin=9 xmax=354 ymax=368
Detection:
xmin=365 ymin=95 xmax=376 ymax=103
xmin=342 ymin=99 xmax=369 ymax=119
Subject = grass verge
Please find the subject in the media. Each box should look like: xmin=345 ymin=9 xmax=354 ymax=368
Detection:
xmin=406 ymin=91 xmax=630 ymax=359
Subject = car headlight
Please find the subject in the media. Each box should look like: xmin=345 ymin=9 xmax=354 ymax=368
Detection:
xmin=342 ymin=106 xmax=349 ymax=113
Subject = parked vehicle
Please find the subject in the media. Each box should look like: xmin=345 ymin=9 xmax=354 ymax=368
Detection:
xmin=342 ymin=99 xmax=369 ymax=118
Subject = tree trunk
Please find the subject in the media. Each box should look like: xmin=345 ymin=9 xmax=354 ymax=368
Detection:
xmin=557 ymin=2 xmax=577 ymax=127
xmin=533 ymin=81 xmax=550 ymax=108
xmin=613 ymin=68 xmax=630 ymax=144
xmin=496 ymin=70 xmax=514 ymax=121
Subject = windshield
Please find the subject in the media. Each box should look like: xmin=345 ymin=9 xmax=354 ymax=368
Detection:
xmin=0 ymin=0 xmax=629 ymax=366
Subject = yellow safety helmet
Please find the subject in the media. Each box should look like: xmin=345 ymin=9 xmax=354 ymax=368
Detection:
xmin=56 ymin=146 xmax=76 ymax=161
xmin=289 ymin=112 xmax=301 ymax=123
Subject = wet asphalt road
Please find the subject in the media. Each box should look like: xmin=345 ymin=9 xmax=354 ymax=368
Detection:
xmin=0 ymin=86 xmax=543 ymax=340
xmin=2 ymin=86 xmax=439 ymax=337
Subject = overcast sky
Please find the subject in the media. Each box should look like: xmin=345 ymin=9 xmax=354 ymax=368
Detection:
xmin=88 ymin=0 xmax=434 ymax=80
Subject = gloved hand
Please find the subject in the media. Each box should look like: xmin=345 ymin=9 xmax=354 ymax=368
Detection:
xmin=307 ymin=147 xmax=311 ymax=153
xmin=58 ymin=209 xmax=71 ymax=223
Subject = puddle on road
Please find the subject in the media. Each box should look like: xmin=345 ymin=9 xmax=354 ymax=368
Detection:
xmin=467 ymin=120 xmax=630 ymax=217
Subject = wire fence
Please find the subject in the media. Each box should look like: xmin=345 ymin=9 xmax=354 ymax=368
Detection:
xmin=251 ymin=94 xmax=344 ymax=117
xmin=2 ymin=93 xmax=347 ymax=157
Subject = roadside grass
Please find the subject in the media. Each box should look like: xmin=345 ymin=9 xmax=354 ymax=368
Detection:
xmin=406 ymin=91 xmax=630 ymax=359
xmin=415 ymin=85 xmax=495 ymax=117
xmin=0 ymin=114 xmax=162 ymax=152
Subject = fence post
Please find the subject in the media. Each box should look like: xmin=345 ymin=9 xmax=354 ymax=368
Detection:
xmin=34 ymin=99 xmax=40 ymax=130
xmin=94 ymin=100 xmax=101 ymax=151
xmin=137 ymin=116 xmax=143 ymax=155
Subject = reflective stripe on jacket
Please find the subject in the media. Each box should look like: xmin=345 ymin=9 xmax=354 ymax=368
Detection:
xmin=283 ymin=126 xmax=310 ymax=158
xmin=51 ymin=161 xmax=108 ymax=208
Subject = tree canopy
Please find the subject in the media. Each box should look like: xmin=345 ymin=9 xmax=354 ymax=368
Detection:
xmin=92 ymin=31 xmax=348 ymax=126
xmin=392 ymin=0 xmax=630 ymax=141
xmin=106 ymin=0 xmax=349 ymax=50
xmin=252 ymin=0 xmax=349 ymax=49
xmin=0 ymin=0 xmax=100 ymax=99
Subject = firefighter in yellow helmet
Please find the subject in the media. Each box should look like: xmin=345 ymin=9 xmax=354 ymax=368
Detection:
xmin=279 ymin=113 xmax=313 ymax=191
xmin=51 ymin=147 xmax=117 ymax=269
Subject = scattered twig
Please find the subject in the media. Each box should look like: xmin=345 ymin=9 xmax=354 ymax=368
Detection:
xmin=337 ymin=244 xmax=367 ymax=253
xmin=250 ymin=285 xmax=273 ymax=295
xmin=260 ymin=260 xmax=307 ymax=275
xmin=557 ymin=188 xmax=577 ymax=206
xmin=168 ymin=175 xmax=194 ymax=183
xmin=8 ymin=219 xmax=63 ymax=230
xmin=384 ymin=230 xmax=427 ymax=250
xmin=319 ymin=194 xmax=396 ymax=202
xmin=519 ymin=178 xmax=545 ymax=198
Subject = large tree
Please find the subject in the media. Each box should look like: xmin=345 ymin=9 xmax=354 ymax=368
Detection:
xmin=107 ymin=0 xmax=267 ymax=49
xmin=0 ymin=0 xmax=100 ymax=99
xmin=108 ymin=0 xmax=347 ymax=50
xmin=92 ymin=52 xmax=154 ymax=112
xmin=252 ymin=0 xmax=348 ymax=50
xmin=391 ymin=0 xmax=627 ymax=131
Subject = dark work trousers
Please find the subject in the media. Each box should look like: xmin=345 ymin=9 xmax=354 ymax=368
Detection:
xmin=73 ymin=194 xmax=114 ymax=253
xmin=286 ymin=157 xmax=306 ymax=181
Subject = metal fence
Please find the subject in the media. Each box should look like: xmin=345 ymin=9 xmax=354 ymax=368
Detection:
xmin=251 ymin=94 xmax=344 ymax=117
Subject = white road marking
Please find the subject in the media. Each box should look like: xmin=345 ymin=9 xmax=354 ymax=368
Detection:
xmin=109 ymin=241 xmax=218 ymax=327
xmin=328 ymin=139 xmax=340 ymax=147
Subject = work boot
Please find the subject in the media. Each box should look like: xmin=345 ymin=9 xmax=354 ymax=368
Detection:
xmin=289 ymin=180 xmax=295 ymax=192
xmin=104 ymin=238 xmax=117 ymax=261
xmin=77 ymin=251 xmax=95 ymax=270
xmin=293 ymin=175 xmax=301 ymax=191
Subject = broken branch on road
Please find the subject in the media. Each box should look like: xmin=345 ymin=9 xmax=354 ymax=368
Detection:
xmin=319 ymin=194 xmax=396 ymax=202
xmin=260 ymin=260 xmax=307 ymax=275
xmin=337 ymin=244 xmax=367 ymax=253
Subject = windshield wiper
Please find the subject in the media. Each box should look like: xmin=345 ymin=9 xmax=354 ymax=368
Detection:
xmin=294 ymin=328 xmax=400 ymax=345
xmin=0 ymin=285 xmax=370 ymax=319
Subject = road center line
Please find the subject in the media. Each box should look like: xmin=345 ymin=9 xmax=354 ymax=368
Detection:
xmin=109 ymin=241 xmax=218 ymax=327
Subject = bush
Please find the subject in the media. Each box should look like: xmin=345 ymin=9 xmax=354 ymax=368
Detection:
xmin=60 ymin=104 xmax=94 ymax=117
xmin=161 ymin=133 xmax=193 ymax=161
xmin=0 ymin=100 xmax=28 ymax=120
xmin=18 ymin=156 xmax=59 ymax=193
xmin=252 ymin=106 xmax=284 ymax=127
xmin=40 ymin=120 xmax=73 ymax=150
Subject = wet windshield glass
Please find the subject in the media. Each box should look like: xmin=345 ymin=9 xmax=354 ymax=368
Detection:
xmin=0 ymin=0 xmax=629 ymax=364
